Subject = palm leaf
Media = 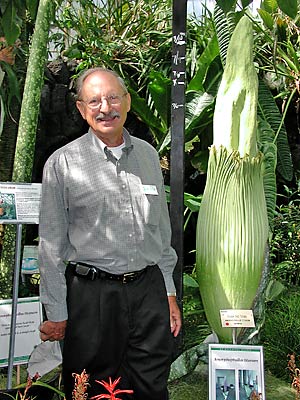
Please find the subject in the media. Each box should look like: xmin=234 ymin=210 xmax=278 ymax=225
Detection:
xmin=257 ymin=116 xmax=277 ymax=229
xmin=258 ymin=78 xmax=293 ymax=181
xmin=213 ymin=3 xmax=237 ymax=66
xmin=129 ymin=87 xmax=165 ymax=144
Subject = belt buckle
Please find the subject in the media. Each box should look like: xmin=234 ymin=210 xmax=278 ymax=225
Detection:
xmin=89 ymin=267 xmax=99 ymax=281
xmin=123 ymin=272 xmax=136 ymax=284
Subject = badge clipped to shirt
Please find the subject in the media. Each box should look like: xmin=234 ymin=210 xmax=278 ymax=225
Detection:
xmin=142 ymin=184 xmax=158 ymax=195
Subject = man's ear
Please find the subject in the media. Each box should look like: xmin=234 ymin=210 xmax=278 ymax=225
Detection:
xmin=76 ymin=101 xmax=87 ymax=120
xmin=126 ymin=93 xmax=131 ymax=112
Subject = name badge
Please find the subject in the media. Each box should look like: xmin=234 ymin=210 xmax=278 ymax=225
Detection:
xmin=142 ymin=185 xmax=158 ymax=195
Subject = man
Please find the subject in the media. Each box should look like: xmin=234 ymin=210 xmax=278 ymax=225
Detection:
xmin=38 ymin=67 xmax=181 ymax=400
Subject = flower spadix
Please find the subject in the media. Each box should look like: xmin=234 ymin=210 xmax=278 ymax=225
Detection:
xmin=196 ymin=16 xmax=269 ymax=343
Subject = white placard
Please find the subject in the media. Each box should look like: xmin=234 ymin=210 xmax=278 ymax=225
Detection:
xmin=209 ymin=344 xmax=265 ymax=400
xmin=220 ymin=309 xmax=255 ymax=328
xmin=0 ymin=297 xmax=42 ymax=366
xmin=0 ymin=182 xmax=42 ymax=224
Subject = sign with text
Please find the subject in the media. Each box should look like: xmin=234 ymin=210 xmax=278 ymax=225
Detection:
xmin=220 ymin=309 xmax=255 ymax=328
xmin=209 ymin=344 xmax=265 ymax=400
xmin=0 ymin=297 xmax=42 ymax=366
xmin=0 ymin=182 xmax=42 ymax=224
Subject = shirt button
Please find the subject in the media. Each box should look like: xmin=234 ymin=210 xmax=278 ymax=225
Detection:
xmin=129 ymin=233 xmax=132 ymax=237
xmin=121 ymin=184 xmax=126 ymax=189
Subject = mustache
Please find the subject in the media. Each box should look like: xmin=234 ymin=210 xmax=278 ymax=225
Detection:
xmin=95 ymin=110 xmax=120 ymax=121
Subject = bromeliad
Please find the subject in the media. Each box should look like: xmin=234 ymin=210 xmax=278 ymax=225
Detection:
xmin=72 ymin=372 xmax=133 ymax=400
xmin=91 ymin=377 xmax=133 ymax=400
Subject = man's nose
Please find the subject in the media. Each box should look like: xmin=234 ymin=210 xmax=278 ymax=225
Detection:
xmin=99 ymin=98 xmax=111 ymax=111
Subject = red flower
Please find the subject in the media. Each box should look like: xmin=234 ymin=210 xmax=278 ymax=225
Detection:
xmin=91 ymin=376 xmax=133 ymax=400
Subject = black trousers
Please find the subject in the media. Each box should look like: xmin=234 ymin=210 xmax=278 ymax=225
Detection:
xmin=62 ymin=264 xmax=174 ymax=400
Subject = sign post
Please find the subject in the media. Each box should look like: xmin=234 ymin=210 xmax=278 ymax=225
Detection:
xmin=7 ymin=223 xmax=23 ymax=388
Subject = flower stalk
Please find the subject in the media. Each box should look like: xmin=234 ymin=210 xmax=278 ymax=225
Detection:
xmin=196 ymin=16 xmax=269 ymax=343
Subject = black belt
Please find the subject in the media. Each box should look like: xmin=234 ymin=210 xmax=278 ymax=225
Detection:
xmin=68 ymin=261 xmax=148 ymax=283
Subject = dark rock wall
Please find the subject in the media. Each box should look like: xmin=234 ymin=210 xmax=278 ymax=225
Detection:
xmin=33 ymin=60 xmax=88 ymax=183
xmin=33 ymin=59 xmax=154 ymax=184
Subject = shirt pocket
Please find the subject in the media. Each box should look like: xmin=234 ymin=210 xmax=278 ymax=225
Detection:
xmin=141 ymin=193 xmax=161 ymax=226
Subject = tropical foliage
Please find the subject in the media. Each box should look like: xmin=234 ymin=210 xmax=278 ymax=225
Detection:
xmin=0 ymin=0 xmax=299 ymax=382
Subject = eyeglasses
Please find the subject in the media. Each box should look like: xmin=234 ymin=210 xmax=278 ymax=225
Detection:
xmin=79 ymin=93 xmax=127 ymax=110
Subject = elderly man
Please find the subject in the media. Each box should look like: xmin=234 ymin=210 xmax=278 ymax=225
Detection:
xmin=38 ymin=67 xmax=181 ymax=400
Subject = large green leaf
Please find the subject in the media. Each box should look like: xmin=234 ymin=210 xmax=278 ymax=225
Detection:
xmin=25 ymin=0 xmax=39 ymax=20
xmin=241 ymin=0 xmax=253 ymax=7
xmin=148 ymin=71 xmax=171 ymax=129
xmin=215 ymin=0 xmax=237 ymax=13
xmin=261 ymin=0 xmax=278 ymax=13
xmin=0 ymin=61 xmax=21 ymax=104
xmin=185 ymin=91 xmax=215 ymax=142
xmin=165 ymin=185 xmax=202 ymax=212
xmin=203 ymin=58 xmax=223 ymax=96
xmin=1 ymin=1 xmax=22 ymax=45
xmin=257 ymin=9 xmax=274 ymax=30
xmin=188 ymin=34 xmax=220 ymax=92
xmin=258 ymin=79 xmax=293 ymax=181
xmin=277 ymin=0 xmax=298 ymax=19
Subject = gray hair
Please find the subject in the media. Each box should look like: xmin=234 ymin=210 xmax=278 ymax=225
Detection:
xmin=75 ymin=67 xmax=128 ymax=100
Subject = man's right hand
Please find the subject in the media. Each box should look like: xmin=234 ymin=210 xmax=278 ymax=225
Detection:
xmin=39 ymin=320 xmax=67 ymax=342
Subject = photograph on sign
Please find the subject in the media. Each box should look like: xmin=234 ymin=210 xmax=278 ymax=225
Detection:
xmin=0 ymin=297 xmax=42 ymax=366
xmin=209 ymin=344 xmax=265 ymax=400
xmin=0 ymin=193 xmax=17 ymax=220
xmin=0 ymin=182 xmax=42 ymax=224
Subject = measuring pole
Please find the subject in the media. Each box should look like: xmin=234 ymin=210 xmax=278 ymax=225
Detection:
xmin=170 ymin=0 xmax=187 ymax=355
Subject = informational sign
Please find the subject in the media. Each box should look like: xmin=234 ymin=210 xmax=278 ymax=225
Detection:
xmin=0 ymin=297 xmax=42 ymax=366
xmin=21 ymin=245 xmax=39 ymax=274
xmin=209 ymin=344 xmax=265 ymax=400
xmin=220 ymin=309 xmax=255 ymax=328
xmin=0 ymin=182 xmax=42 ymax=224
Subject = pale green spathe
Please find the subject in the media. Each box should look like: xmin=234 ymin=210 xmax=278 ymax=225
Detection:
xmin=196 ymin=16 xmax=269 ymax=343
xmin=196 ymin=147 xmax=269 ymax=343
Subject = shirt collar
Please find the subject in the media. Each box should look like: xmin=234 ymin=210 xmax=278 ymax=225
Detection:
xmin=88 ymin=128 xmax=133 ymax=159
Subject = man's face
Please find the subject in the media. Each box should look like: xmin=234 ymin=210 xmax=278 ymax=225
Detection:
xmin=76 ymin=71 xmax=131 ymax=145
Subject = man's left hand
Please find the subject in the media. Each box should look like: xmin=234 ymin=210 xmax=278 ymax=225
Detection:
xmin=168 ymin=296 xmax=182 ymax=337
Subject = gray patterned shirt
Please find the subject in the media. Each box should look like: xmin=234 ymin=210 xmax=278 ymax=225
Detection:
xmin=39 ymin=128 xmax=177 ymax=321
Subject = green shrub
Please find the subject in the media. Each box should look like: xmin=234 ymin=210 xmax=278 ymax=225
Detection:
xmin=261 ymin=289 xmax=300 ymax=380
xmin=270 ymin=189 xmax=300 ymax=286
xmin=182 ymin=272 xmax=211 ymax=351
